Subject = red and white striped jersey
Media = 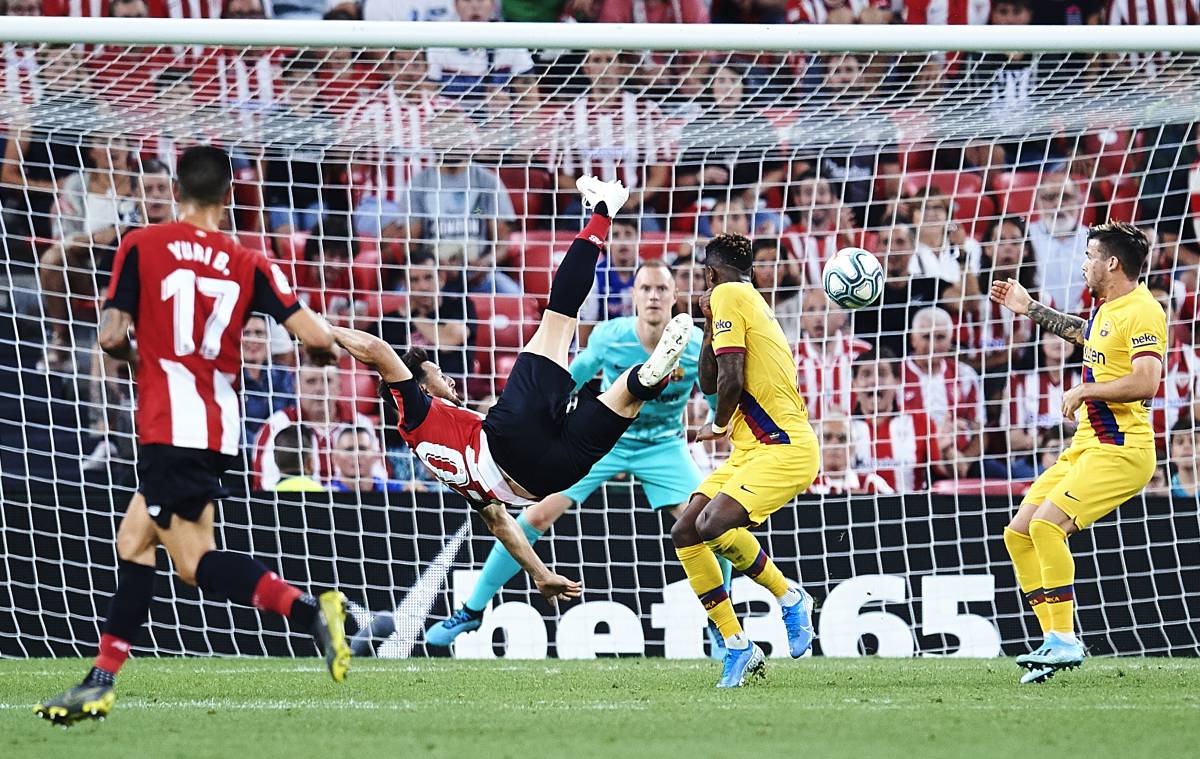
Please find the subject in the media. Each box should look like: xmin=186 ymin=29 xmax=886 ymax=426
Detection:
xmin=1107 ymin=0 xmax=1200 ymax=25
xmin=1189 ymin=160 xmax=1200 ymax=245
xmin=788 ymin=0 xmax=894 ymax=23
xmin=849 ymin=411 xmax=939 ymax=492
xmin=970 ymin=294 xmax=1036 ymax=367
xmin=547 ymin=92 xmax=674 ymax=190
xmin=999 ymin=368 xmax=1083 ymax=434
xmin=2 ymin=43 xmax=38 ymax=104
xmin=388 ymin=388 xmax=536 ymax=508
xmin=902 ymin=358 xmax=984 ymax=435
xmin=341 ymin=89 xmax=455 ymax=208
xmin=781 ymin=225 xmax=840 ymax=287
xmin=251 ymin=406 xmax=385 ymax=490
xmin=903 ymin=0 xmax=990 ymax=23
xmin=1152 ymin=346 xmax=1195 ymax=445
xmin=190 ymin=47 xmax=284 ymax=111
xmin=104 ymin=221 xmax=301 ymax=456
xmin=794 ymin=331 xmax=873 ymax=419
xmin=44 ymin=0 xmax=223 ymax=17
xmin=808 ymin=469 xmax=896 ymax=495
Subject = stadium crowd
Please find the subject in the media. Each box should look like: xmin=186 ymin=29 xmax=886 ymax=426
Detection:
xmin=1 ymin=0 xmax=1198 ymax=499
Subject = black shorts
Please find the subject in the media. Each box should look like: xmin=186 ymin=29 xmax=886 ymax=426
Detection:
xmin=482 ymin=352 xmax=635 ymax=498
xmin=137 ymin=444 xmax=236 ymax=529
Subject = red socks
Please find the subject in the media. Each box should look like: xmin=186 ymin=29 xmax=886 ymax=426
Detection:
xmin=251 ymin=571 xmax=303 ymax=617
xmin=93 ymin=633 xmax=132 ymax=674
xmin=577 ymin=213 xmax=612 ymax=247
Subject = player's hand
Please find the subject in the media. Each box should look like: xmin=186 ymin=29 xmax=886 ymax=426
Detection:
xmin=989 ymin=277 xmax=1033 ymax=315
xmin=695 ymin=422 xmax=729 ymax=442
xmin=1061 ymin=383 xmax=1088 ymax=420
xmin=535 ymin=573 xmax=582 ymax=604
xmin=698 ymin=290 xmax=713 ymax=320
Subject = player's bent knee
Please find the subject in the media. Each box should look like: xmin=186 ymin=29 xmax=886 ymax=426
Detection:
xmin=670 ymin=512 xmax=701 ymax=548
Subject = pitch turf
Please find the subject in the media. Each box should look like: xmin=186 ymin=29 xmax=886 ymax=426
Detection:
xmin=4 ymin=657 xmax=1198 ymax=758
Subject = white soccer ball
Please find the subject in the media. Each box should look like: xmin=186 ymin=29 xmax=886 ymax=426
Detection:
xmin=822 ymin=247 xmax=884 ymax=310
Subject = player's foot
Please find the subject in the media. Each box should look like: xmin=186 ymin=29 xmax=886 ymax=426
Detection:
xmin=716 ymin=643 xmax=766 ymax=689
xmin=312 ymin=590 xmax=351 ymax=682
xmin=1016 ymin=632 xmax=1085 ymax=670
xmin=780 ymin=588 xmax=816 ymax=658
xmin=1020 ymin=666 xmax=1057 ymax=685
xmin=576 ymin=175 xmax=629 ymax=218
xmin=637 ymin=313 xmax=691 ymax=388
xmin=426 ymin=605 xmax=484 ymax=647
xmin=706 ymin=621 xmax=727 ymax=662
xmin=35 ymin=683 xmax=116 ymax=726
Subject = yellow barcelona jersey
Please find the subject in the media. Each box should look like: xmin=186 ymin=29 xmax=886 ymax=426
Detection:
xmin=709 ymin=281 xmax=810 ymax=450
xmin=1074 ymin=283 xmax=1166 ymax=450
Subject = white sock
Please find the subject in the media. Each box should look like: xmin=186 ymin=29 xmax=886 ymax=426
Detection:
xmin=725 ymin=632 xmax=749 ymax=650
xmin=778 ymin=587 xmax=804 ymax=608
xmin=1054 ymin=631 xmax=1079 ymax=646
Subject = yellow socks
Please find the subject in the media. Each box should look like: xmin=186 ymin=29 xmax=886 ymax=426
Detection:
xmin=676 ymin=543 xmax=741 ymax=639
xmin=1029 ymin=519 xmax=1075 ymax=635
xmin=705 ymin=528 xmax=790 ymax=599
xmin=1003 ymin=527 xmax=1052 ymax=635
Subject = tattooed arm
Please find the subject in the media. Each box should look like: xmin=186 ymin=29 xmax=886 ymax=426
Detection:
xmin=988 ymin=277 xmax=1086 ymax=347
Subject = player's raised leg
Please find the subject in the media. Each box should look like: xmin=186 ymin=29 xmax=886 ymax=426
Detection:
xmin=36 ymin=494 xmax=158 ymax=725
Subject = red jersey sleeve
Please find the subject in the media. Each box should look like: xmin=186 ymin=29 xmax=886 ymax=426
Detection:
xmin=103 ymin=233 xmax=141 ymax=318
xmin=249 ymin=255 xmax=302 ymax=324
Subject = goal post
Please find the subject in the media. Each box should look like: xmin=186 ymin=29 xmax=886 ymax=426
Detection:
xmin=1 ymin=19 xmax=1198 ymax=661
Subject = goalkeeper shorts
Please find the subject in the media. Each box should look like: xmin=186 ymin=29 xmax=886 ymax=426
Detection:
xmin=1022 ymin=443 xmax=1156 ymax=529
xmin=562 ymin=437 xmax=702 ymax=511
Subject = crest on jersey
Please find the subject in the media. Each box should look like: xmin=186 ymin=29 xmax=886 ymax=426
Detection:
xmin=1099 ymin=321 xmax=1111 ymax=337
xmin=671 ymin=366 xmax=686 ymax=382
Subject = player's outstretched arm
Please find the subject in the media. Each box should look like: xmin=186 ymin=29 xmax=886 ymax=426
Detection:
xmin=988 ymin=277 xmax=1086 ymax=347
xmin=477 ymin=503 xmax=582 ymax=604
xmin=282 ymin=307 xmax=340 ymax=365
xmin=97 ymin=307 xmax=138 ymax=367
xmin=330 ymin=326 xmax=411 ymax=383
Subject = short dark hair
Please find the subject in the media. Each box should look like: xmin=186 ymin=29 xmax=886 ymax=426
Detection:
xmin=1088 ymin=220 xmax=1149 ymax=279
xmin=305 ymin=215 xmax=356 ymax=263
xmin=137 ymin=157 xmax=170 ymax=177
xmin=273 ymin=424 xmax=311 ymax=477
xmin=704 ymin=233 xmax=753 ymax=273
xmin=854 ymin=345 xmax=899 ymax=377
xmin=176 ymin=145 xmax=232 ymax=205
xmin=408 ymin=248 xmax=437 ymax=268
xmin=1170 ymin=415 xmax=1195 ymax=435
xmin=402 ymin=346 xmax=431 ymax=384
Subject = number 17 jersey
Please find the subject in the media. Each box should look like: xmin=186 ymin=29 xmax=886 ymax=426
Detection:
xmin=104 ymin=221 xmax=301 ymax=455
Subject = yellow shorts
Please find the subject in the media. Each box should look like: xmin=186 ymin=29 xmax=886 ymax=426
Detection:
xmin=1023 ymin=444 xmax=1156 ymax=529
xmin=696 ymin=435 xmax=819 ymax=526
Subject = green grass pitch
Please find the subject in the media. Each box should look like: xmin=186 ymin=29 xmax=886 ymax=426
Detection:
xmin=4 ymin=658 xmax=1198 ymax=758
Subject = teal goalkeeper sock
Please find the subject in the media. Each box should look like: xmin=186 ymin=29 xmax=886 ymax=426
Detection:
xmin=465 ymin=512 xmax=544 ymax=612
xmin=718 ymin=555 xmax=733 ymax=596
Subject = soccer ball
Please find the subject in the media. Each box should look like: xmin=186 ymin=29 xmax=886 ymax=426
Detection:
xmin=822 ymin=247 xmax=884 ymax=309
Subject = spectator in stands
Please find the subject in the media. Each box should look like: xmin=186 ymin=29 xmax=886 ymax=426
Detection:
xmin=782 ymin=172 xmax=857 ymax=284
xmin=324 ymin=2 xmax=363 ymax=19
xmin=785 ymin=0 xmax=895 ymax=23
xmin=1169 ymin=416 xmax=1198 ymax=498
xmin=434 ymin=239 xmax=521 ymax=295
xmin=330 ymin=426 xmax=404 ymax=493
xmin=905 ymin=0 xmax=989 ymax=24
xmin=853 ymin=223 xmax=941 ymax=355
xmin=380 ymin=248 xmax=477 ymax=385
xmin=581 ymin=217 xmax=639 ymax=327
xmin=810 ymin=413 xmax=895 ymax=495
xmin=903 ymin=306 xmax=984 ymax=463
xmin=272 ymin=424 xmax=327 ymax=493
xmin=549 ymin=48 xmax=671 ymax=229
xmin=1035 ymin=424 xmax=1073 ymax=475
xmin=1 ymin=44 xmax=92 ymax=241
xmin=426 ymin=0 xmax=533 ymax=101
xmin=242 ymin=315 xmax=296 ymax=444
xmin=252 ymin=360 xmax=384 ymax=490
xmin=363 ymin=0 xmax=452 ymax=21
xmin=272 ymin=0 xmax=327 ymax=18
xmin=296 ymin=215 xmax=358 ymax=323
xmin=795 ymin=287 xmax=873 ymax=419
xmin=973 ymin=216 xmax=1038 ymax=382
xmin=1032 ymin=0 xmax=1102 ymax=24
xmin=989 ymin=332 xmax=1080 ymax=480
xmin=3 ymin=0 xmax=41 ymax=14
xmin=912 ymin=193 xmax=983 ymax=292
xmin=699 ymin=196 xmax=752 ymax=239
xmin=751 ymin=238 xmax=803 ymax=342
xmin=599 ymin=0 xmax=708 ymax=22
xmin=1028 ymin=176 xmax=1089 ymax=313
xmin=850 ymin=347 xmax=941 ymax=492
xmin=405 ymin=152 xmax=515 ymax=273
xmin=673 ymin=257 xmax=707 ymax=322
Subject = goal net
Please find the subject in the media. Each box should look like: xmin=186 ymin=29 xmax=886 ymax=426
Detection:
xmin=2 ymin=20 xmax=1198 ymax=660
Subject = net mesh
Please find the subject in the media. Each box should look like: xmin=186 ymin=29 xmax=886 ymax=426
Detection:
xmin=1 ymin=40 xmax=1199 ymax=659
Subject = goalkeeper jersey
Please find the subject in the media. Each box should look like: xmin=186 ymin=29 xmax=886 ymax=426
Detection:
xmin=1074 ymin=283 xmax=1167 ymax=450
xmin=569 ymin=316 xmax=710 ymax=445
